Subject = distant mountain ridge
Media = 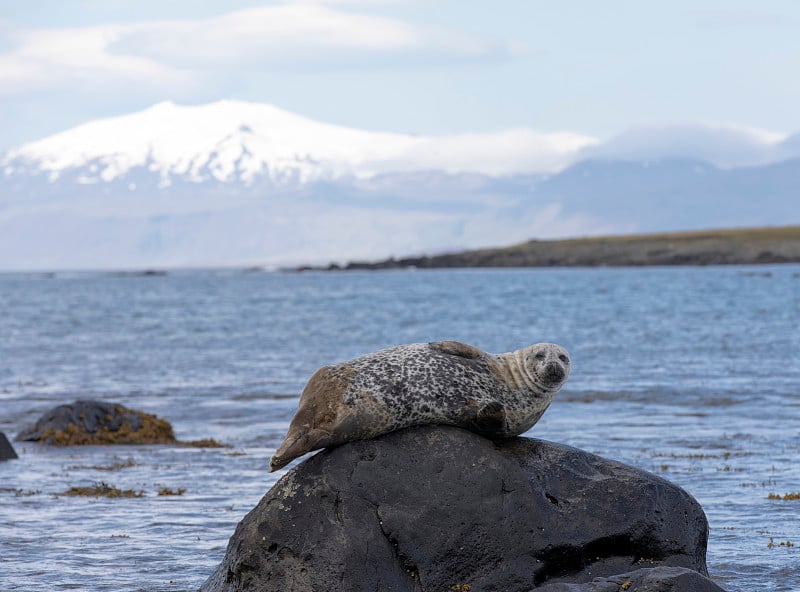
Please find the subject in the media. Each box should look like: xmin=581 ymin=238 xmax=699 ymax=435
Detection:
xmin=531 ymin=158 xmax=800 ymax=231
xmin=1 ymin=101 xmax=799 ymax=271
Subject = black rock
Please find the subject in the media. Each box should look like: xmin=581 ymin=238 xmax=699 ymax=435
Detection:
xmin=534 ymin=566 xmax=726 ymax=591
xmin=0 ymin=432 xmax=18 ymax=460
xmin=16 ymin=400 xmax=175 ymax=445
xmin=17 ymin=400 xmax=142 ymax=440
xmin=201 ymin=426 xmax=722 ymax=592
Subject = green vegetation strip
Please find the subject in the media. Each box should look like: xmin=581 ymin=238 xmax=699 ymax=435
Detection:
xmin=331 ymin=225 xmax=800 ymax=270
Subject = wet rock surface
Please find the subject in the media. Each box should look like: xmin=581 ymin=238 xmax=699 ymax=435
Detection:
xmin=201 ymin=426 xmax=724 ymax=592
xmin=534 ymin=566 xmax=726 ymax=591
xmin=0 ymin=432 xmax=18 ymax=460
xmin=16 ymin=400 xmax=176 ymax=445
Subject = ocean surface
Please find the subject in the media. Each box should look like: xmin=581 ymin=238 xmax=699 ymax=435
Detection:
xmin=1 ymin=266 xmax=798 ymax=592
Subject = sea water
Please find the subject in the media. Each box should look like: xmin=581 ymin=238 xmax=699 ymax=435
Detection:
xmin=1 ymin=267 xmax=798 ymax=591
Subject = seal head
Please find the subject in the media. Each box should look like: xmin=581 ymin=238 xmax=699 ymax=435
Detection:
xmin=511 ymin=342 xmax=571 ymax=391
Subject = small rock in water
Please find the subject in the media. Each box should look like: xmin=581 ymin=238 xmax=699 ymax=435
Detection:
xmin=16 ymin=400 xmax=176 ymax=445
xmin=0 ymin=432 xmax=18 ymax=460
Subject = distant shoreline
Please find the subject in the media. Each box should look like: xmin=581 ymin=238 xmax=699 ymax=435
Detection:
xmin=296 ymin=225 xmax=800 ymax=271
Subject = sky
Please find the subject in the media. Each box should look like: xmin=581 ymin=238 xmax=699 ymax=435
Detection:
xmin=1 ymin=0 xmax=800 ymax=153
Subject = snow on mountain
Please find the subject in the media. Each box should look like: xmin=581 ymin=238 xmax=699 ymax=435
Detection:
xmin=1 ymin=101 xmax=798 ymax=271
xmin=0 ymin=100 xmax=596 ymax=187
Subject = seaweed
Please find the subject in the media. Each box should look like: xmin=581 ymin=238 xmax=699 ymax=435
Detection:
xmin=767 ymin=492 xmax=800 ymax=501
xmin=180 ymin=438 xmax=228 ymax=448
xmin=62 ymin=482 xmax=145 ymax=498
xmin=67 ymin=457 xmax=138 ymax=471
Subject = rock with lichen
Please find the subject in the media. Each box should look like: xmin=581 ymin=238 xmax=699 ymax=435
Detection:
xmin=16 ymin=400 xmax=176 ymax=445
xmin=200 ymin=425 xmax=726 ymax=592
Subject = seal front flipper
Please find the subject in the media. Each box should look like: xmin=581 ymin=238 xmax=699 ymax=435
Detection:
xmin=269 ymin=365 xmax=355 ymax=472
xmin=270 ymin=428 xmax=334 ymax=472
xmin=471 ymin=401 xmax=509 ymax=437
xmin=430 ymin=340 xmax=483 ymax=359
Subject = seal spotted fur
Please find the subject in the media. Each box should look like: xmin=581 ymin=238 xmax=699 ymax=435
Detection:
xmin=269 ymin=340 xmax=570 ymax=471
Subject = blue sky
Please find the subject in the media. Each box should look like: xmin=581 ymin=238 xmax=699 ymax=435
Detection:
xmin=2 ymin=0 xmax=799 ymax=152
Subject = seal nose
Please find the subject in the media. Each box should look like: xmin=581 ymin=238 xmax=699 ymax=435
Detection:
xmin=542 ymin=361 xmax=565 ymax=384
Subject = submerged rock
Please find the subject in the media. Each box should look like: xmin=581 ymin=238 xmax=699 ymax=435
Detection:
xmin=16 ymin=400 xmax=176 ymax=445
xmin=201 ymin=426 xmax=724 ymax=592
xmin=0 ymin=432 xmax=18 ymax=460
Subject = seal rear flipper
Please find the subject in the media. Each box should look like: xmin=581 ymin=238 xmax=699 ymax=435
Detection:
xmin=470 ymin=401 xmax=509 ymax=437
xmin=269 ymin=428 xmax=335 ymax=472
xmin=430 ymin=340 xmax=483 ymax=359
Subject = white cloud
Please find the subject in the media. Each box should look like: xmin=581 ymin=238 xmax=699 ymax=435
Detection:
xmin=110 ymin=5 xmax=509 ymax=68
xmin=0 ymin=25 xmax=188 ymax=96
xmin=584 ymin=122 xmax=788 ymax=168
xmin=0 ymin=3 xmax=511 ymax=96
xmin=287 ymin=0 xmax=414 ymax=5
xmin=364 ymin=129 xmax=598 ymax=176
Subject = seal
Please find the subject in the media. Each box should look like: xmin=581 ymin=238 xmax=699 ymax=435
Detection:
xmin=269 ymin=340 xmax=570 ymax=471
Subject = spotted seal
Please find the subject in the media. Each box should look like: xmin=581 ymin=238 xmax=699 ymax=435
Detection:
xmin=269 ymin=340 xmax=570 ymax=471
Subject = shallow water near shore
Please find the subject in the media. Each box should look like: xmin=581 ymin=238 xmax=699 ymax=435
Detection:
xmin=1 ymin=266 xmax=798 ymax=592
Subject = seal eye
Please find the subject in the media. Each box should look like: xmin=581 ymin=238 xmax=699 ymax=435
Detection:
xmin=534 ymin=352 xmax=546 ymax=361
xmin=558 ymin=354 xmax=568 ymax=363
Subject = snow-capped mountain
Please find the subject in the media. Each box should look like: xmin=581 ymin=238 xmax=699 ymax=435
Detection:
xmin=1 ymin=100 xmax=594 ymax=190
xmin=1 ymin=101 xmax=798 ymax=271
